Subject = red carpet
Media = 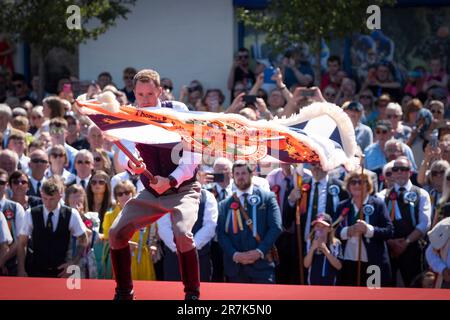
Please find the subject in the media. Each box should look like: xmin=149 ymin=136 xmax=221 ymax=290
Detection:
xmin=0 ymin=277 xmax=449 ymax=300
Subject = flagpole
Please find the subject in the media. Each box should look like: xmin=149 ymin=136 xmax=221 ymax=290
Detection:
xmin=357 ymin=154 xmax=365 ymax=287
xmin=115 ymin=140 xmax=158 ymax=184
xmin=294 ymin=167 xmax=305 ymax=285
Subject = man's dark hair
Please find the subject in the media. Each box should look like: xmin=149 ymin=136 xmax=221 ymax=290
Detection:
xmin=232 ymin=160 xmax=252 ymax=174
xmin=41 ymin=176 xmax=64 ymax=196
xmin=238 ymin=47 xmax=249 ymax=53
xmin=97 ymin=72 xmax=112 ymax=80
xmin=328 ymin=55 xmax=341 ymax=65
xmin=12 ymin=73 xmax=26 ymax=83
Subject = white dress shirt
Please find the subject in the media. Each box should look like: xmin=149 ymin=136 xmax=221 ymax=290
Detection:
xmin=111 ymin=171 xmax=145 ymax=195
xmin=20 ymin=204 xmax=86 ymax=237
xmin=29 ymin=176 xmax=46 ymax=195
xmin=0 ymin=198 xmax=26 ymax=238
xmin=214 ymin=182 xmax=233 ymax=202
xmin=0 ymin=212 xmax=13 ymax=245
xmin=340 ymin=197 xmax=375 ymax=262
xmin=66 ymin=174 xmax=91 ymax=188
xmin=157 ymin=189 xmax=218 ymax=252
xmin=117 ymin=100 xmax=199 ymax=188
xmin=266 ymin=167 xmax=295 ymax=212
xmin=393 ymin=180 xmax=431 ymax=235
xmin=425 ymin=244 xmax=450 ymax=274
xmin=45 ymin=168 xmax=72 ymax=182
xmin=304 ymin=176 xmax=329 ymax=239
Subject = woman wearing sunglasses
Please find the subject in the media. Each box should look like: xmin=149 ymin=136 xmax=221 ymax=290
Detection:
xmin=8 ymin=170 xmax=42 ymax=210
xmin=102 ymin=181 xmax=156 ymax=281
xmin=334 ymin=170 xmax=394 ymax=286
xmin=86 ymin=170 xmax=112 ymax=232
xmin=45 ymin=145 xmax=71 ymax=182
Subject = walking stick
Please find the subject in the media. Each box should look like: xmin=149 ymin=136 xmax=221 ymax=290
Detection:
xmin=115 ymin=140 xmax=158 ymax=184
xmin=356 ymin=155 xmax=366 ymax=286
xmin=294 ymin=168 xmax=305 ymax=285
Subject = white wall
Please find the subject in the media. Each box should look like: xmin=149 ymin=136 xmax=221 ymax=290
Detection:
xmin=79 ymin=0 xmax=235 ymax=101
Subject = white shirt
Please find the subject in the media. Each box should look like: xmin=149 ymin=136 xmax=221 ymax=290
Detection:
xmin=214 ymin=182 xmax=233 ymax=202
xmin=0 ymin=198 xmax=26 ymax=238
xmin=304 ymin=176 xmax=329 ymax=239
xmin=45 ymin=168 xmax=72 ymax=182
xmin=20 ymin=204 xmax=86 ymax=237
xmin=340 ymin=197 xmax=375 ymax=262
xmin=66 ymin=174 xmax=91 ymax=188
xmin=157 ymin=189 xmax=218 ymax=252
xmin=0 ymin=212 xmax=13 ymax=245
xmin=266 ymin=167 xmax=295 ymax=212
xmin=111 ymin=171 xmax=145 ymax=196
xmin=393 ymin=180 xmax=431 ymax=235
xmin=19 ymin=154 xmax=30 ymax=173
xmin=426 ymin=243 xmax=450 ymax=274
xmin=117 ymin=100 xmax=199 ymax=188
xmin=29 ymin=176 xmax=46 ymax=195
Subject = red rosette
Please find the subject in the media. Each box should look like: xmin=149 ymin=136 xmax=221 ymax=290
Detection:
xmin=379 ymin=175 xmax=385 ymax=182
xmin=389 ymin=191 xmax=397 ymax=201
xmin=230 ymin=202 xmax=239 ymax=210
xmin=4 ymin=209 xmax=14 ymax=220
xmin=84 ymin=219 xmax=93 ymax=229
xmin=271 ymin=184 xmax=280 ymax=193
xmin=341 ymin=207 xmax=350 ymax=217
xmin=302 ymin=183 xmax=311 ymax=192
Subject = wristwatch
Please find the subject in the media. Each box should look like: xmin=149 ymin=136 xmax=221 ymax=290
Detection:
xmin=168 ymin=175 xmax=178 ymax=188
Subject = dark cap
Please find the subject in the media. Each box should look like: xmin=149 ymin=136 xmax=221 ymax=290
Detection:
xmin=311 ymin=213 xmax=333 ymax=227
xmin=343 ymin=101 xmax=364 ymax=112
xmin=375 ymin=119 xmax=392 ymax=131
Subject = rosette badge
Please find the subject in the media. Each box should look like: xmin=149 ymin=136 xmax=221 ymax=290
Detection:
xmin=404 ymin=191 xmax=418 ymax=204
xmin=230 ymin=202 xmax=239 ymax=210
xmin=328 ymin=184 xmax=340 ymax=196
xmin=248 ymin=195 xmax=261 ymax=206
xmin=362 ymin=204 xmax=375 ymax=216
xmin=302 ymin=183 xmax=311 ymax=192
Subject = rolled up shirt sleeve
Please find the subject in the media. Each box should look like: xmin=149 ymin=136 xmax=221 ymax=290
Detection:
xmin=69 ymin=209 xmax=87 ymax=238
xmin=169 ymin=149 xmax=201 ymax=188
xmin=117 ymin=139 xmax=139 ymax=173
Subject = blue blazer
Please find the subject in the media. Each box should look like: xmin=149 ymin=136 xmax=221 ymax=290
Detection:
xmin=334 ymin=196 xmax=394 ymax=286
xmin=217 ymin=187 xmax=282 ymax=278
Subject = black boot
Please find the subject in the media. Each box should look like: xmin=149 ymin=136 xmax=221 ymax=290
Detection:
xmin=177 ymin=248 xmax=201 ymax=300
xmin=110 ymin=246 xmax=134 ymax=300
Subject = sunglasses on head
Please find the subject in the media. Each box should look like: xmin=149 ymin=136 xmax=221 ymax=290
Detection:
xmin=12 ymin=180 xmax=28 ymax=186
xmin=91 ymin=179 xmax=106 ymax=186
xmin=392 ymin=166 xmax=410 ymax=173
xmin=77 ymin=160 xmax=91 ymax=165
xmin=116 ymin=190 xmax=132 ymax=197
xmin=31 ymin=158 xmax=48 ymax=164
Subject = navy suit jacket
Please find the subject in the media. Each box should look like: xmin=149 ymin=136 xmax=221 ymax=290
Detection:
xmin=334 ymin=196 xmax=394 ymax=285
xmin=217 ymin=186 xmax=282 ymax=278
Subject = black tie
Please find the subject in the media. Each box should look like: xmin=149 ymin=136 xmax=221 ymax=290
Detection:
xmin=282 ymin=177 xmax=293 ymax=230
xmin=221 ymin=189 xmax=227 ymax=201
xmin=81 ymin=180 xmax=86 ymax=189
xmin=312 ymin=182 xmax=320 ymax=220
xmin=47 ymin=212 xmax=54 ymax=232
xmin=243 ymin=193 xmax=249 ymax=212
xmin=398 ymin=187 xmax=406 ymax=201
xmin=36 ymin=181 xmax=41 ymax=198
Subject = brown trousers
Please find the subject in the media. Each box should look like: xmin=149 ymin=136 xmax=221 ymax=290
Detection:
xmin=109 ymin=181 xmax=201 ymax=253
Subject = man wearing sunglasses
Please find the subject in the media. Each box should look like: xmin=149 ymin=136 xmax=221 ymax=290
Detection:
xmin=65 ymin=150 xmax=94 ymax=189
xmin=120 ymin=67 xmax=137 ymax=103
xmin=0 ymin=168 xmax=26 ymax=276
xmin=364 ymin=120 xmax=417 ymax=175
xmin=228 ymin=47 xmax=255 ymax=100
xmin=27 ymin=150 xmax=49 ymax=199
xmin=385 ymin=156 xmax=431 ymax=287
